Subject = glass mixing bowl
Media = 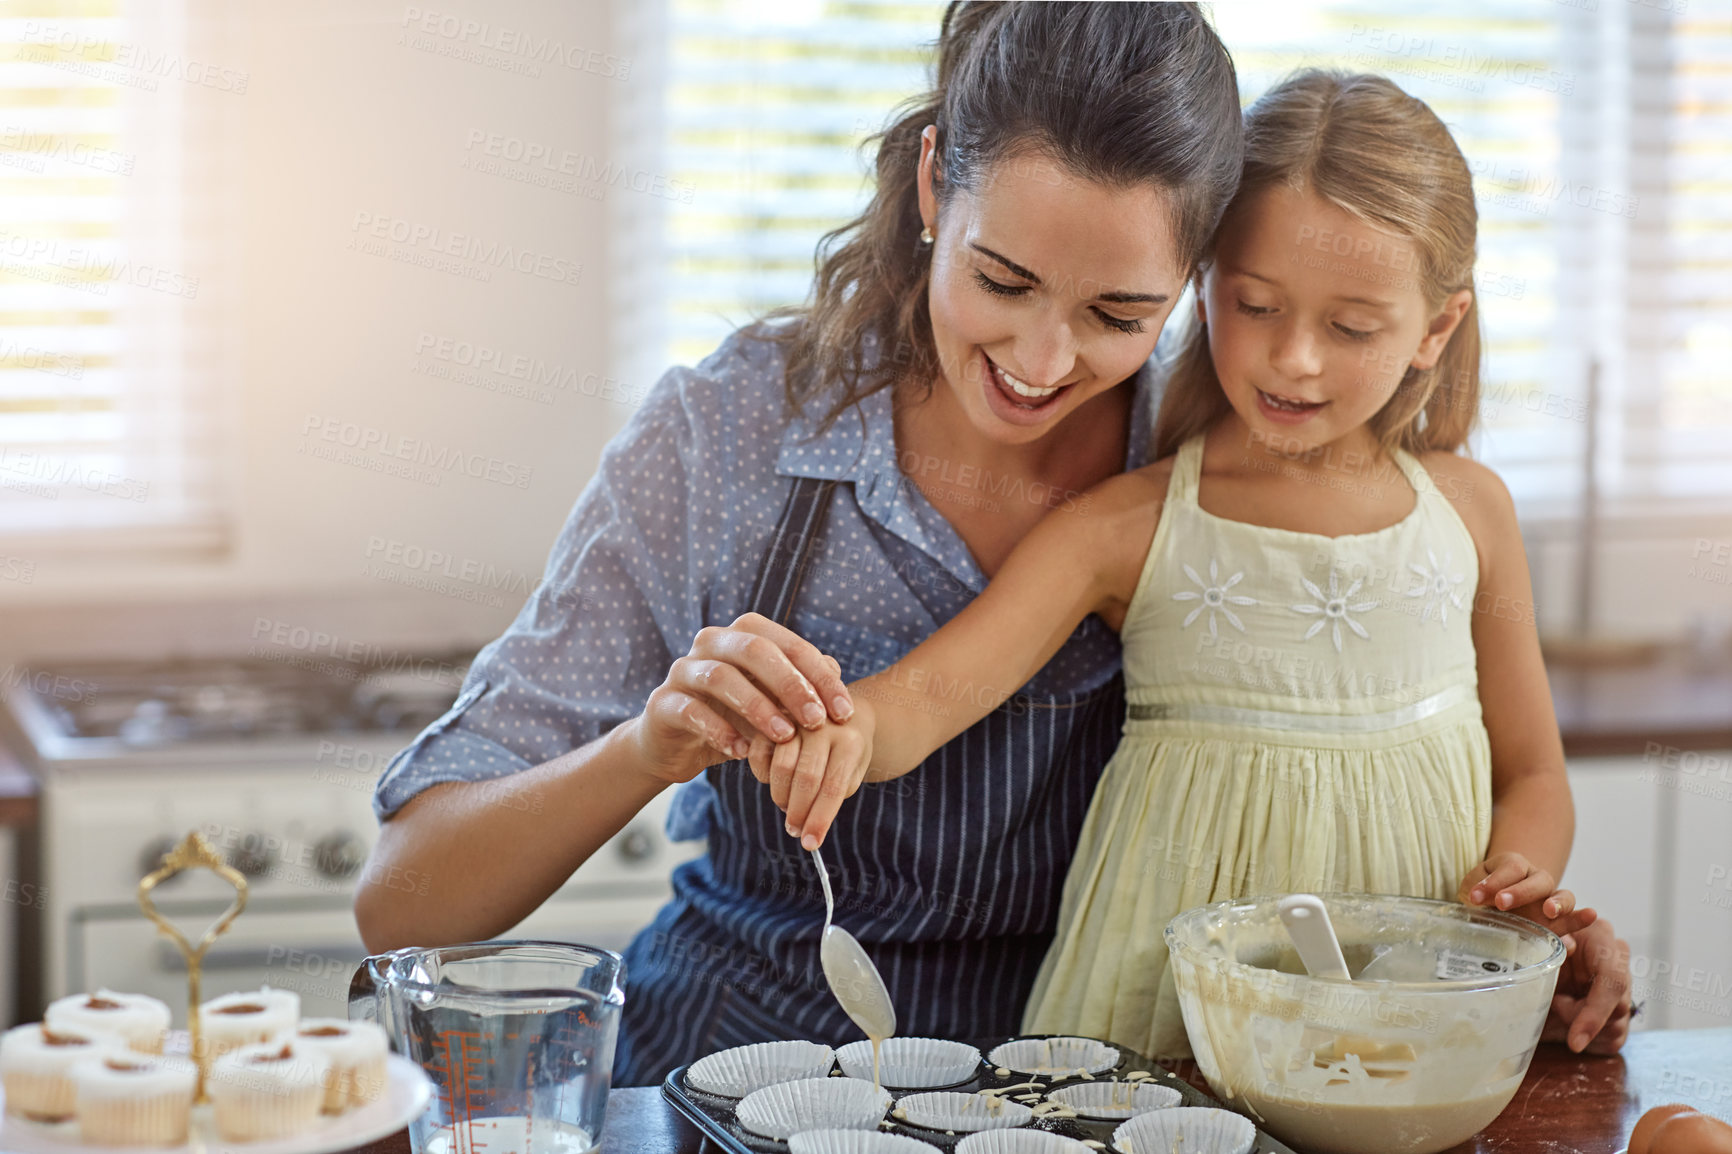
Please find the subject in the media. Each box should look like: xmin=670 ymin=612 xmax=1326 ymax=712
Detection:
xmin=1165 ymin=894 xmax=1565 ymax=1154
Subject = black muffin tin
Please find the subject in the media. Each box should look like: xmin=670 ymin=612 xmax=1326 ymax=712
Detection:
xmin=660 ymin=1034 xmax=1297 ymax=1154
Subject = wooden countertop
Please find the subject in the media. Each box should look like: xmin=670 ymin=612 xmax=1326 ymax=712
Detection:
xmin=1549 ymin=653 xmax=1732 ymax=758
xmin=346 ymin=1029 xmax=1732 ymax=1154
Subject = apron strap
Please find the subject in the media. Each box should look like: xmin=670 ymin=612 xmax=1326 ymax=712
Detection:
xmin=664 ymin=476 xmax=839 ymax=844
xmin=748 ymin=477 xmax=839 ymax=623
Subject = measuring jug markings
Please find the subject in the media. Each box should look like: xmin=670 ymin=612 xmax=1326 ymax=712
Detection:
xmin=431 ymin=1029 xmax=498 ymax=1128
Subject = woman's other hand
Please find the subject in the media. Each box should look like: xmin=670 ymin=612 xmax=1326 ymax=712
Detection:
xmin=632 ymin=612 xmax=854 ymax=784
xmin=1543 ymin=915 xmax=1634 ymax=1053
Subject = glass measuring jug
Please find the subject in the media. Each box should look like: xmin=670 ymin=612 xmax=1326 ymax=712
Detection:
xmin=351 ymin=941 xmax=626 ymax=1154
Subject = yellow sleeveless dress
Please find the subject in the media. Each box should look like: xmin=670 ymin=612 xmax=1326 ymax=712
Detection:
xmin=1021 ymin=434 xmax=1494 ymax=1058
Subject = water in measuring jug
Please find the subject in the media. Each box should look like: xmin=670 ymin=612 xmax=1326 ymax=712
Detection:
xmin=411 ymin=990 xmax=610 ymax=1154
xmin=423 ymin=1116 xmax=597 ymax=1154
xmin=353 ymin=942 xmax=624 ymax=1154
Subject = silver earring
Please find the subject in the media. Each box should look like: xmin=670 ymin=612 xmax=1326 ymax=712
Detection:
xmin=919 ymin=226 xmax=934 ymax=245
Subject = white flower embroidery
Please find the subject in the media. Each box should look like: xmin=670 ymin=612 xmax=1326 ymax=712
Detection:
xmin=1291 ymin=569 xmax=1378 ymax=652
xmin=1173 ymin=559 xmax=1256 ymax=639
xmin=1406 ymin=548 xmax=1467 ymax=625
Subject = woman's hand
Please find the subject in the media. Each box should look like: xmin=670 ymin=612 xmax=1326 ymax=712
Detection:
xmin=632 ymin=612 xmax=854 ymax=785
xmin=1543 ymin=915 xmax=1634 ymax=1053
xmin=745 ymin=696 xmax=879 ymax=850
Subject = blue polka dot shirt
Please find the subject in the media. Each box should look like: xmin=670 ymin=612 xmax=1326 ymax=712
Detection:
xmin=372 ymin=326 xmax=1162 ymax=827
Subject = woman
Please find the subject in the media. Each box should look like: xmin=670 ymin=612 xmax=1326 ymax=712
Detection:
xmin=355 ymin=1 xmax=1243 ymax=1086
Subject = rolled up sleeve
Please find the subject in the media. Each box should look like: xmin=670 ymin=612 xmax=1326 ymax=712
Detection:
xmin=372 ymin=359 xmax=731 ymax=821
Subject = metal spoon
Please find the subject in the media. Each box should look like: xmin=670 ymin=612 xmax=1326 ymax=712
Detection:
xmin=811 ymin=846 xmax=896 ymax=1040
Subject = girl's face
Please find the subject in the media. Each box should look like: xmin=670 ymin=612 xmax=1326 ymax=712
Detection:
xmin=916 ymin=129 xmax=1187 ymax=445
xmin=1200 ymin=184 xmax=1473 ymax=455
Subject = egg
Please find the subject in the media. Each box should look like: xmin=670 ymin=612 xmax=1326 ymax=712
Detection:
xmin=1630 ymin=1105 xmax=1732 ymax=1154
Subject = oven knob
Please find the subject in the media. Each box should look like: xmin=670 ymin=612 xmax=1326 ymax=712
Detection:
xmin=616 ymin=824 xmax=657 ymax=865
xmin=227 ymin=834 xmax=273 ymax=879
xmin=138 ymin=836 xmax=182 ymax=884
xmin=313 ymin=832 xmax=367 ymax=880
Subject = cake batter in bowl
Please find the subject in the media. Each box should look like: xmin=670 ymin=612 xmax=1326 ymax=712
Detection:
xmin=1165 ymin=893 xmax=1565 ymax=1154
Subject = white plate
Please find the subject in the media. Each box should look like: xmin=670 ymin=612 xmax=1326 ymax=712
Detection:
xmin=0 ymin=1053 xmax=432 ymax=1154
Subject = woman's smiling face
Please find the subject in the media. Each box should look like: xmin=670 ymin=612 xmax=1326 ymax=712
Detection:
xmin=917 ymin=129 xmax=1189 ymax=444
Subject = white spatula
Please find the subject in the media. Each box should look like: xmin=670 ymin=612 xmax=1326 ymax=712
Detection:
xmin=1277 ymin=893 xmax=1351 ymax=981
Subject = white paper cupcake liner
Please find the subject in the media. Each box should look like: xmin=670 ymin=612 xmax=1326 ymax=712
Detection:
xmin=955 ymin=1129 xmax=1096 ymax=1154
xmin=836 ymin=1038 xmax=982 ymax=1089
xmin=789 ymin=1128 xmax=937 ymax=1154
xmin=1046 ymin=1081 xmax=1182 ymax=1120
xmin=1113 ymin=1107 xmax=1256 ymax=1154
xmin=892 ymin=1091 xmax=1033 ymax=1133
xmin=986 ymin=1038 xmax=1120 ymax=1078
xmin=735 ymin=1076 xmax=892 ymax=1140
xmin=686 ymin=1040 xmax=836 ymax=1098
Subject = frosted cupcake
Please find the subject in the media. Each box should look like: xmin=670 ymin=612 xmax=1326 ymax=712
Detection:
xmin=69 ymin=1052 xmax=197 ymax=1146
xmin=44 ymin=990 xmax=171 ymax=1055
xmin=1 ymin=1023 xmax=125 ymax=1122
xmin=208 ymin=1040 xmax=332 ymax=1141
xmin=196 ymin=987 xmax=299 ymax=1061
xmin=292 ymin=1019 xmax=389 ymax=1112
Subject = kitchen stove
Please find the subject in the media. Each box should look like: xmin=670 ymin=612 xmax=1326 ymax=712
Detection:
xmin=3 ymin=653 xmax=697 ymax=1023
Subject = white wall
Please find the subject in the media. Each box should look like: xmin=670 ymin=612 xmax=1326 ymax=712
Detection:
xmin=0 ymin=0 xmax=1727 ymax=665
xmin=0 ymin=0 xmax=636 ymax=660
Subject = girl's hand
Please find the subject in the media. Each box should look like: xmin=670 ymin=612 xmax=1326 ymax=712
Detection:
xmin=745 ymin=697 xmax=878 ymax=850
xmin=1459 ymin=852 xmax=1597 ymax=950
xmin=633 ymin=613 xmax=853 ymax=785
xmin=1459 ymin=851 xmax=1575 ymax=918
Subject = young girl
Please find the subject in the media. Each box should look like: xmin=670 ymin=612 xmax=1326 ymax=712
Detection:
xmin=749 ymin=70 xmax=1594 ymax=1059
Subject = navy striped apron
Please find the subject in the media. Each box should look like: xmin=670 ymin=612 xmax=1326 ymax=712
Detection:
xmin=613 ymin=476 xmax=1127 ymax=1086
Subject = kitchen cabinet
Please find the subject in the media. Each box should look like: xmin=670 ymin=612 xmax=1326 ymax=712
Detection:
xmin=1566 ymin=749 xmax=1732 ymax=1030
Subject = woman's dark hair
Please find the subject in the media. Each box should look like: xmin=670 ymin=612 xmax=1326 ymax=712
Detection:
xmin=753 ymin=1 xmax=1244 ymax=433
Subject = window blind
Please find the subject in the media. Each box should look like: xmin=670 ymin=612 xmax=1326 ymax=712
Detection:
xmin=0 ymin=0 xmax=232 ymax=546
xmin=1627 ymin=3 xmax=1732 ymax=504
xmin=640 ymin=0 xmax=1726 ymax=513
xmin=656 ymin=0 xmax=946 ymax=370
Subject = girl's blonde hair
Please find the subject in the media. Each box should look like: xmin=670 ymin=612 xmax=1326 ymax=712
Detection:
xmin=1153 ymin=70 xmax=1481 ymax=460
